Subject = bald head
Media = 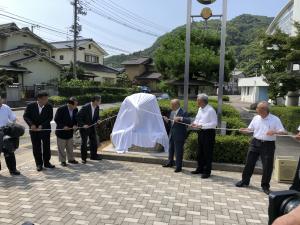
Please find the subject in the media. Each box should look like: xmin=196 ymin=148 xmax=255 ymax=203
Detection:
xmin=256 ymin=101 xmax=270 ymax=118
xmin=170 ymin=99 xmax=180 ymax=111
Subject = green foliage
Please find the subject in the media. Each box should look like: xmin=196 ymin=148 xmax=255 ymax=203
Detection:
xmin=222 ymin=95 xmax=230 ymax=102
xmin=59 ymin=79 xmax=99 ymax=88
xmin=61 ymin=62 xmax=86 ymax=80
xmin=98 ymin=107 xmax=120 ymax=142
xmin=271 ymin=106 xmax=300 ymax=133
xmin=157 ymin=81 xmax=176 ymax=96
xmin=184 ymin=133 xmax=250 ymax=164
xmin=48 ymin=96 xmax=67 ymax=106
xmin=116 ymin=73 xmax=132 ymax=88
xmin=223 ymin=117 xmax=247 ymax=135
xmin=154 ymin=28 xmax=235 ymax=82
xmin=0 ymin=72 xmax=14 ymax=91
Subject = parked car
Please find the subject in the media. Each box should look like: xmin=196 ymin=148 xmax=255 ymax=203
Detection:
xmin=140 ymin=86 xmax=151 ymax=93
xmin=157 ymin=93 xmax=170 ymax=101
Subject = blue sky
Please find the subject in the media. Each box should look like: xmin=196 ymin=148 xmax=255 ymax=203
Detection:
xmin=0 ymin=0 xmax=289 ymax=55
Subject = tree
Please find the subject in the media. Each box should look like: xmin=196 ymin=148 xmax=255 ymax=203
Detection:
xmin=61 ymin=62 xmax=86 ymax=81
xmin=257 ymin=24 xmax=300 ymax=100
xmin=0 ymin=71 xmax=14 ymax=92
xmin=116 ymin=73 xmax=132 ymax=88
xmin=154 ymin=28 xmax=236 ymax=82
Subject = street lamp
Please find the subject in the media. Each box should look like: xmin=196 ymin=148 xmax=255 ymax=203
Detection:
xmin=183 ymin=0 xmax=228 ymax=128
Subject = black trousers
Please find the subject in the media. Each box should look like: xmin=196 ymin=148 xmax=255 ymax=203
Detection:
xmin=290 ymin=157 xmax=300 ymax=191
xmin=168 ymin=136 xmax=184 ymax=169
xmin=80 ymin=128 xmax=98 ymax=161
xmin=242 ymin=138 xmax=275 ymax=188
xmin=197 ymin=129 xmax=216 ymax=175
xmin=30 ymin=132 xmax=51 ymax=167
xmin=0 ymin=151 xmax=17 ymax=171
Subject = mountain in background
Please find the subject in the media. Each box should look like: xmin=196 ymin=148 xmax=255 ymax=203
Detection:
xmin=104 ymin=14 xmax=274 ymax=70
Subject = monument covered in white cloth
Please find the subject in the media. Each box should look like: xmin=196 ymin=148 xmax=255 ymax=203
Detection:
xmin=111 ymin=93 xmax=169 ymax=153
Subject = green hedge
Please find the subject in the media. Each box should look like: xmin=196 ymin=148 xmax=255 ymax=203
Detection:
xmin=271 ymin=106 xmax=300 ymax=133
xmin=98 ymin=107 xmax=120 ymax=142
xmin=184 ymin=132 xmax=250 ymax=164
xmin=49 ymin=93 xmax=127 ymax=106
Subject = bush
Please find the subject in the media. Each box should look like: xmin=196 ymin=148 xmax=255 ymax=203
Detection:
xmin=223 ymin=117 xmax=247 ymax=135
xmin=184 ymin=133 xmax=250 ymax=164
xmin=98 ymin=107 xmax=120 ymax=142
xmin=49 ymin=96 xmax=67 ymax=106
xmin=271 ymin=106 xmax=300 ymax=133
xmin=222 ymin=95 xmax=230 ymax=102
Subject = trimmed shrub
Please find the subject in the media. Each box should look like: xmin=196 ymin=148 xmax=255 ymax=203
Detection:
xmin=223 ymin=117 xmax=247 ymax=135
xmin=271 ymin=106 xmax=300 ymax=133
xmin=184 ymin=132 xmax=250 ymax=164
xmin=98 ymin=107 xmax=120 ymax=142
xmin=49 ymin=96 xmax=68 ymax=106
xmin=222 ymin=95 xmax=230 ymax=102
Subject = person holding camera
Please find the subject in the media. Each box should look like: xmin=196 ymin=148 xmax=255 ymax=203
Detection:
xmin=289 ymin=125 xmax=300 ymax=192
xmin=0 ymin=92 xmax=20 ymax=175
xmin=54 ymin=97 xmax=79 ymax=167
xmin=236 ymin=101 xmax=287 ymax=195
xmin=272 ymin=205 xmax=300 ymax=225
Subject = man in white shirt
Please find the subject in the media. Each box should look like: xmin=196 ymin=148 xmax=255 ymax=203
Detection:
xmin=236 ymin=101 xmax=286 ymax=195
xmin=0 ymin=92 xmax=20 ymax=175
xmin=289 ymin=125 xmax=300 ymax=191
xmin=191 ymin=94 xmax=218 ymax=178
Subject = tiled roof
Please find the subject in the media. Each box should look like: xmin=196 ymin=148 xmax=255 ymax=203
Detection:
xmin=121 ymin=57 xmax=151 ymax=65
xmin=77 ymin=61 xmax=119 ymax=74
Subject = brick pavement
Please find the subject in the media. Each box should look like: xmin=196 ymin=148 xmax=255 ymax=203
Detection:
xmin=0 ymin=154 xmax=290 ymax=225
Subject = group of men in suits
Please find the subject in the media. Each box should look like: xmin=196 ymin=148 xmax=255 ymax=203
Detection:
xmin=23 ymin=91 xmax=102 ymax=171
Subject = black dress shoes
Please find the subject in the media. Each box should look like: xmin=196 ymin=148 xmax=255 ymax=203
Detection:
xmin=82 ymin=160 xmax=87 ymax=164
xmin=68 ymin=160 xmax=79 ymax=164
xmin=201 ymin=174 xmax=210 ymax=179
xmin=44 ymin=163 xmax=55 ymax=169
xmin=36 ymin=165 xmax=43 ymax=172
xmin=262 ymin=187 xmax=271 ymax=195
xmin=90 ymin=155 xmax=102 ymax=161
xmin=191 ymin=170 xmax=202 ymax=174
xmin=162 ymin=163 xmax=174 ymax=168
xmin=235 ymin=180 xmax=249 ymax=187
xmin=9 ymin=169 xmax=21 ymax=176
xmin=174 ymin=168 xmax=182 ymax=173
xmin=61 ymin=162 xmax=67 ymax=167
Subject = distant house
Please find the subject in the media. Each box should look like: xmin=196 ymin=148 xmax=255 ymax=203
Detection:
xmin=121 ymin=57 xmax=162 ymax=91
xmin=51 ymin=39 xmax=118 ymax=84
xmin=224 ymin=69 xmax=245 ymax=94
xmin=0 ymin=23 xmax=62 ymax=99
xmin=238 ymin=76 xmax=269 ymax=103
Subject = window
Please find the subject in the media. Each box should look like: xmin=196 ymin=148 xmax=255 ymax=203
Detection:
xmin=59 ymin=55 xmax=64 ymax=60
xmin=85 ymin=54 xmax=99 ymax=63
xmin=52 ymin=56 xmax=55 ymax=59
xmin=89 ymin=44 xmax=92 ymax=49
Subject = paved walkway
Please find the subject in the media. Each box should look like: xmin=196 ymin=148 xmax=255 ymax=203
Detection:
xmin=0 ymin=152 xmax=290 ymax=225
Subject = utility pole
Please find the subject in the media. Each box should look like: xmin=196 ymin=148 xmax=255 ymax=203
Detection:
xmin=183 ymin=0 xmax=192 ymax=112
xmin=73 ymin=0 xmax=78 ymax=79
xmin=217 ymin=0 xmax=228 ymax=127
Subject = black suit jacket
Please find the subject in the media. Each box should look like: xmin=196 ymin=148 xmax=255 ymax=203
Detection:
xmin=23 ymin=102 xmax=53 ymax=135
xmin=76 ymin=103 xmax=100 ymax=128
xmin=167 ymin=108 xmax=190 ymax=142
xmin=54 ymin=105 xmax=78 ymax=140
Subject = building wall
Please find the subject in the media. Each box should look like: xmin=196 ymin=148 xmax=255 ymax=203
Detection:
xmin=1 ymin=33 xmax=52 ymax=56
xmin=19 ymin=60 xmax=61 ymax=86
xmin=52 ymin=42 xmax=105 ymax=65
xmin=240 ymin=86 xmax=268 ymax=103
xmin=125 ymin=65 xmax=146 ymax=81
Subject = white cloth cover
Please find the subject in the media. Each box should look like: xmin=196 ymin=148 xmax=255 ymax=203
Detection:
xmin=111 ymin=93 xmax=169 ymax=153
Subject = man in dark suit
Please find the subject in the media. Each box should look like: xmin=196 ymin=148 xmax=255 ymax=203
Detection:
xmin=162 ymin=99 xmax=190 ymax=173
xmin=23 ymin=91 xmax=55 ymax=171
xmin=76 ymin=95 xmax=102 ymax=163
xmin=290 ymin=126 xmax=300 ymax=191
xmin=54 ymin=97 xmax=79 ymax=167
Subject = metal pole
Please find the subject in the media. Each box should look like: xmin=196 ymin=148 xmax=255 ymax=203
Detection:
xmin=183 ymin=0 xmax=192 ymax=112
xmin=217 ymin=0 xmax=227 ymax=127
xmin=73 ymin=0 xmax=78 ymax=79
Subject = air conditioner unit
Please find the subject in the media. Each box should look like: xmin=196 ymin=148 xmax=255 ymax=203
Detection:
xmin=274 ymin=156 xmax=298 ymax=183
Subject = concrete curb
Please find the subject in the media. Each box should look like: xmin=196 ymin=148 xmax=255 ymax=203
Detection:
xmin=12 ymin=107 xmax=26 ymax=111
xmin=51 ymin=150 xmax=263 ymax=175
xmin=241 ymin=107 xmax=256 ymax=113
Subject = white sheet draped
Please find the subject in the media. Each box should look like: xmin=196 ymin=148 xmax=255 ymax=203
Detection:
xmin=111 ymin=93 xmax=169 ymax=153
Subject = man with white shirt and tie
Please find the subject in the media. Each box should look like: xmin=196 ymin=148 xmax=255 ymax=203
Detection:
xmin=23 ymin=91 xmax=54 ymax=172
xmin=162 ymin=99 xmax=190 ymax=173
xmin=0 ymin=92 xmax=21 ymax=175
xmin=236 ymin=101 xmax=287 ymax=195
xmin=191 ymin=94 xmax=218 ymax=178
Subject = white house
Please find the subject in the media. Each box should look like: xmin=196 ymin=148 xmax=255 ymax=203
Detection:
xmin=238 ymin=76 xmax=269 ymax=103
xmin=0 ymin=23 xmax=62 ymax=98
xmin=51 ymin=39 xmax=118 ymax=84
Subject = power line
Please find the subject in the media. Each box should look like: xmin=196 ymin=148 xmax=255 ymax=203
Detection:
xmin=82 ymin=1 xmax=160 ymax=37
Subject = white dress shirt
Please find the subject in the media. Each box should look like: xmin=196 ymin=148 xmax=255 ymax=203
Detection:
xmin=248 ymin=113 xmax=285 ymax=141
xmin=0 ymin=104 xmax=16 ymax=127
xmin=91 ymin=102 xmax=96 ymax=118
xmin=170 ymin=108 xmax=180 ymax=126
xmin=37 ymin=102 xmax=44 ymax=114
xmin=298 ymin=125 xmax=300 ymax=132
xmin=193 ymin=104 xmax=217 ymax=129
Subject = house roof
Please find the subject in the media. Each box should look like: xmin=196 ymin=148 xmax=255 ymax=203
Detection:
xmin=11 ymin=54 xmax=62 ymax=69
xmin=77 ymin=61 xmax=119 ymax=74
xmin=136 ymin=72 xmax=162 ymax=80
xmin=50 ymin=39 xmax=108 ymax=55
xmin=0 ymin=65 xmax=30 ymax=73
xmin=238 ymin=76 xmax=269 ymax=87
xmin=121 ymin=57 xmax=152 ymax=65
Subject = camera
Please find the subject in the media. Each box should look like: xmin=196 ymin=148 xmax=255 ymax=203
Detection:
xmin=0 ymin=123 xmax=25 ymax=154
xmin=268 ymin=190 xmax=300 ymax=224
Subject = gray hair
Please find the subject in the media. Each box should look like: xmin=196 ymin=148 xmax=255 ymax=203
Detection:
xmin=257 ymin=101 xmax=270 ymax=113
xmin=197 ymin=93 xmax=208 ymax=105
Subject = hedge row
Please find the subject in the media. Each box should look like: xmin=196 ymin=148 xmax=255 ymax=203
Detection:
xmin=49 ymin=94 xmax=128 ymax=106
xmin=271 ymin=106 xmax=300 ymax=133
xmin=184 ymin=132 xmax=250 ymax=164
